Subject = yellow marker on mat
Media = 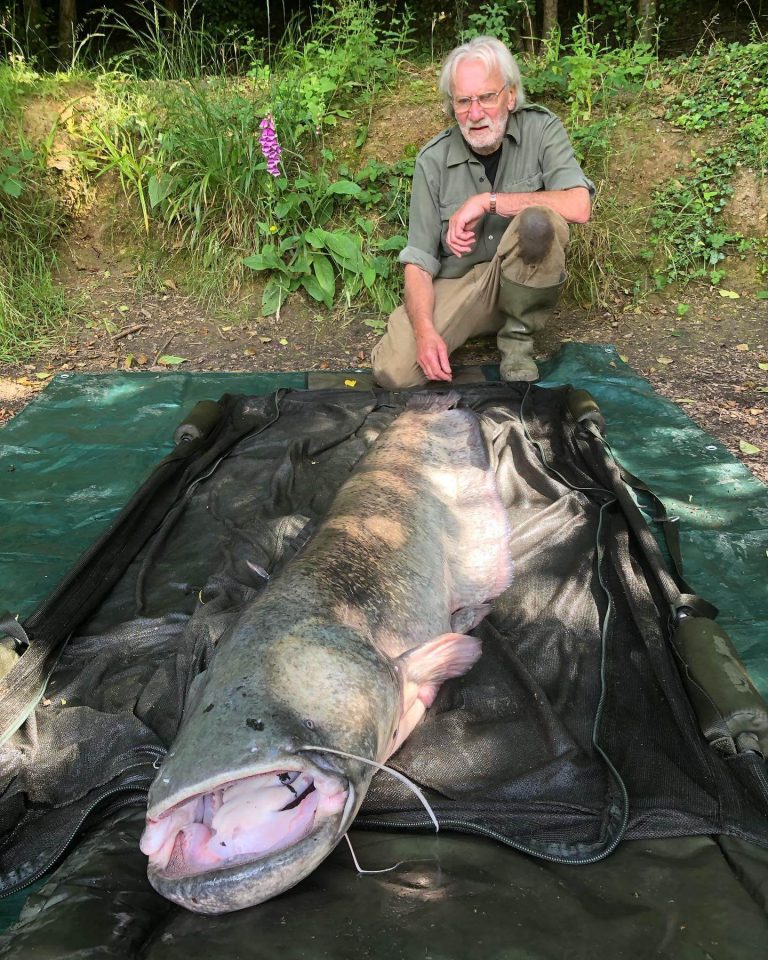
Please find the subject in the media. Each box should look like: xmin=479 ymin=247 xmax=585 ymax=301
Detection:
xmin=344 ymin=379 xmax=357 ymax=388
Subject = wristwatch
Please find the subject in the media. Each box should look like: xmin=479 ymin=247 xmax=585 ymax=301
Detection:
xmin=489 ymin=192 xmax=497 ymax=215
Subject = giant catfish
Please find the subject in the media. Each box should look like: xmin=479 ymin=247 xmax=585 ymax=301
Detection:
xmin=140 ymin=392 xmax=513 ymax=913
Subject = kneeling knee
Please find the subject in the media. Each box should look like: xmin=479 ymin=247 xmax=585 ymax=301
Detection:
xmin=516 ymin=207 xmax=560 ymax=266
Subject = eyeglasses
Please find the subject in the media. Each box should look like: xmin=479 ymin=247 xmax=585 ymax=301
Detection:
xmin=452 ymin=85 xmax=508 ymax=114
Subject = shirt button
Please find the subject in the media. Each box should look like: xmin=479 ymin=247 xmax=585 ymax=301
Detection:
xmin=479 ymin=177 xmax=485 ymax=182
xmin=488 ymin=235 xmax=494 ymax=240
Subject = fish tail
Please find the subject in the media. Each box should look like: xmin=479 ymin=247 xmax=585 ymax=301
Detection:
xmin=405 ymin=390 xmax=462 ymax=413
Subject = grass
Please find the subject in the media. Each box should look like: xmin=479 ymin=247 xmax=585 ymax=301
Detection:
xmin=0 ymin=6 xmax=766 ymax=363
xmin=0 ymin=61 xmax=75 ymax=363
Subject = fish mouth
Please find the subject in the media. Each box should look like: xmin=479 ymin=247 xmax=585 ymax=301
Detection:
xmin=141 ymin=764 xmax=350 ymax=891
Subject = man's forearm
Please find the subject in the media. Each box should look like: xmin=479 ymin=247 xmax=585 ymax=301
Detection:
xmin=493 ymin=186 xmax=592 ymax=224
xmin=403 ymin=263 xmax=436 ymax=335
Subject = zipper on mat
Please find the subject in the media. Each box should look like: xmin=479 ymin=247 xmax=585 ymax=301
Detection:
xmin=0 ymin=746 xmax=164 ymax=899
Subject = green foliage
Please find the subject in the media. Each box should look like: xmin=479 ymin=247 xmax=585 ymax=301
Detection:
xmin=527 ymin=17 xmax=657 ymax=123
xmin=663 ymin=41 xmax=768 ymax=171
xmin=462 ymin=1 xmax=533 ymax=51
xmin=647 ymin=41 xmax=768 ymax=286
xmin=648 ymin=151 xmax=739 ymax=286
xmin=522 ymin=17 xmax=657 ymax=177
xmin=264 ymin=1 xmax=415 ymax=142
xmin=0 ymin=136 xmax=71 ymax=362
xmin=2 ymin=4 xmax=767 ymax=350
xmin=104 ymin=0 xmax=238 ymax=81
xmin=241 ymin=160 xmax=412 ymax=316
xmin=71 ymin=2 xmax=415 ymax=311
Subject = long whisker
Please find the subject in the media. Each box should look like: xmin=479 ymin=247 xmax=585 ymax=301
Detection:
xmin=296 ymin=745 xmax=439 ymax=833
xmin=343 ymin=834 xmax=435 ymax=875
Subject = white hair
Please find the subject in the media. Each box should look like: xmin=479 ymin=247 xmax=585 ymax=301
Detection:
xmin=438 ymin=36 xmax=526 ymax=117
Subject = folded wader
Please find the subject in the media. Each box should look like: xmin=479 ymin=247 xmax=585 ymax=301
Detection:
xmin=496 ymin=206 xmax=569 ymax=382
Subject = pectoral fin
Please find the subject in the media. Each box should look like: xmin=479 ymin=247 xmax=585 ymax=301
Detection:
xmin=388 ymin=633 xmax=482 ymax=757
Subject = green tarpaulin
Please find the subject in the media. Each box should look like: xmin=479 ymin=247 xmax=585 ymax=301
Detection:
xmin=0 ymin=344 xmax=766 ymax=958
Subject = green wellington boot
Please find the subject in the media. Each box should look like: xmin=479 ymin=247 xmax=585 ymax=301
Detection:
xmin=497 ymin=276 xmax=565 ymax=382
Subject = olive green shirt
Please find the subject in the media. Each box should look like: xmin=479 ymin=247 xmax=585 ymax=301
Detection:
xmin=399 ymin=105 xmax=595 ymax=279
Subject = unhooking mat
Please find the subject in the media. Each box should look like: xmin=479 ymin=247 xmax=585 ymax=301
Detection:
xmin=0 ymin=344 xmax=767 ymax=959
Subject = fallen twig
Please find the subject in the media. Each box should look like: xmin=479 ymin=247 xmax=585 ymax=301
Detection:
xmin=153 ymin=333 xmax=176 ymax=366
xmin=113 ymin=323 xmax=148 ymax=342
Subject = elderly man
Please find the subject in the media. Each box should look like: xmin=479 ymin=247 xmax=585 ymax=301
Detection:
xmin=371 ymin=36 xmax=594 ymax=387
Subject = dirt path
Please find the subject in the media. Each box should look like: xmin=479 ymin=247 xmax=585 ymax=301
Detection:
xmin=2 ymin=269 xmax=766 ymax=485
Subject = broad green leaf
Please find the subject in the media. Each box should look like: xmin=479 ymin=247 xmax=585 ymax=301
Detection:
xmin=377 ymin=235 xmax=407 ymax=251
xmin=301 ymin=274 xmax=333 ymax=308
xmin=311 ymin=253 xmax=336 ymax=299
xmin=756 ymin=291 xmax=768 ymax=300
xmin=0 ymin=178 xmax=23 ymax=198
xmin=321 ymin=229 xmax=361 ymax=262
xmin=291 ymin=250 xmax=312 ymax=274
xmin=243 ymin=246 xmax=285 ymax=273
xmin=718 ymin=289 xmax=740 ymax=298
xmin=361 ymin=260 xmax=377 ymax=289
xmin=739 ymin=440 xmax=761 ymax=456
xmin=278 ymin=234 xmax=301 ymax=254
xmin=148 ymin=173 xmax=174 ymax=208
xmin=242 ymin=254 xmax=272 ymax=272
xmin=304 ymin=228 xmax=325 ymax=249
xmin=274 ymin=194 xmax=309 ymax=217
xmin=326 ymin=179 xmax=362 ymax=197
xmin=158 ymin=355 xmax=188 ymax=366
xmin=261 ymin=279 xmax=286 ymax=316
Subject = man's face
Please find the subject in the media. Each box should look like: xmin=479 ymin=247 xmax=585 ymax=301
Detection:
xmin=453 ymin=59 xmax=516 ymax=155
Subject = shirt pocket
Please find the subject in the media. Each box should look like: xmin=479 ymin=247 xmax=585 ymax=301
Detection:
xmin=438 ymin=197 xmax=465 ymax=222
xmin=499 ymin=172 xmax=545 ymax=193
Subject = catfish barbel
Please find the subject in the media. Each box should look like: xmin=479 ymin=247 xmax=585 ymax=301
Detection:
xmin=140 ymin=392 xmax=513 ymax=914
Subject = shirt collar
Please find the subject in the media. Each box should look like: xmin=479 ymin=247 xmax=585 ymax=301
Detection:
xmin=446 ymin=110 xmax=521 ymax=166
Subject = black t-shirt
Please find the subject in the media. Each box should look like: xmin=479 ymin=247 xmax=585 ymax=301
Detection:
xmin=469 ymin=145 xmax=502 ymax=188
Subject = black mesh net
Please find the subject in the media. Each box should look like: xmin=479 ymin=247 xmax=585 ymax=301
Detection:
xmin=1 ymin=384 xmax=766 ymax=896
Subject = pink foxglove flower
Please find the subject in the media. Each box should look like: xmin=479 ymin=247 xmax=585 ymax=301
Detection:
xmin=259 ymin=114 xmax=282 ymax=177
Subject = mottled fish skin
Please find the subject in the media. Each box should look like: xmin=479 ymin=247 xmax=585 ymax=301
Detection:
xmin=142 ymin=394 xmax=513 ymax=914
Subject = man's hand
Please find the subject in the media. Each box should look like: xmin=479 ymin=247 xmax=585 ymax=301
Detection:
xmin=446 ymin=194 xmax=489 ymax=257
xmin=415 ymin=327 xmax=452 ymax=382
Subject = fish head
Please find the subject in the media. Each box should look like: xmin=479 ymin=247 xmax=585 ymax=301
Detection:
xmin=141 ymin=619 xmax=401 ymax=914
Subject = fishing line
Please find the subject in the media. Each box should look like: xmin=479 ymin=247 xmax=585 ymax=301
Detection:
xmin=296 ymin=745 xmax=439 ymax=832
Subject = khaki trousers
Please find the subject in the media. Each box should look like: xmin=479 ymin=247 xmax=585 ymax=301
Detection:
xmin=371 ymin=206 xmax=570 ymax=389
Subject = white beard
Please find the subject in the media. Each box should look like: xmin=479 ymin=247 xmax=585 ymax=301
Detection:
xmin=458 ymin=109 xmax=509 ymax=154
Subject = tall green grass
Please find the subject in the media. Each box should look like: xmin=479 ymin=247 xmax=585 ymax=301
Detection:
xmin=0 ymin=61 xmax=73 ymax=363
xmin=73 ymin=0 xmax=414 ymax=309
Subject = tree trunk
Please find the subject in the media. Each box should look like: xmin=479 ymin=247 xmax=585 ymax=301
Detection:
xmin=23 ymin=0 xmax=43 ymax=30
xmin=522 ymin=4 xmax=536 ymax=55
xmin=542 ymin=0 xmax=559 ymax=41
xmin=58 ymin=0 xmax=77 ymax=66
xmin=637 ymin=0 xmax=657 ymax=43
